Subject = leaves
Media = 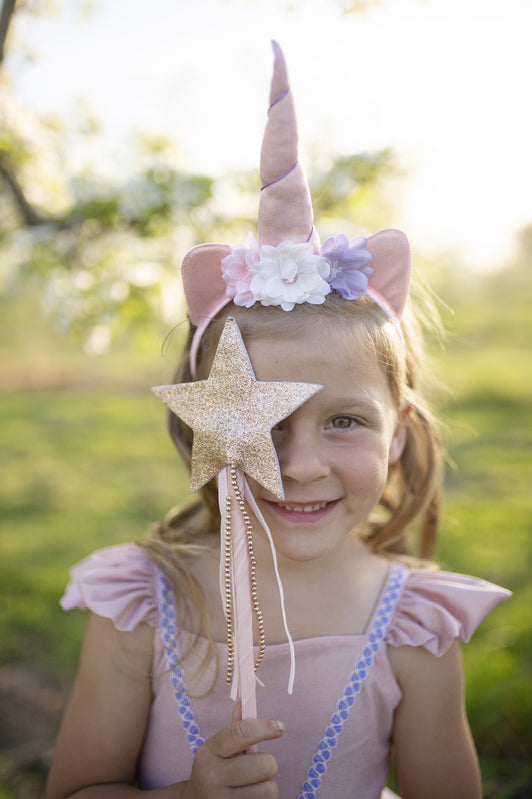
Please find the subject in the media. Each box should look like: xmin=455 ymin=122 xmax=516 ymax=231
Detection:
xmin=0 ymin=99 xmax=394 ymax=352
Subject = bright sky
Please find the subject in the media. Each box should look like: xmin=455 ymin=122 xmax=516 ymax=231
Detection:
xmin=7 ymin=0 xmax=532 ymax=270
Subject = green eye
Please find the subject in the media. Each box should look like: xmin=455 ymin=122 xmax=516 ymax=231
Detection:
xmin=331 ymin=416 xmax=354 ymax=429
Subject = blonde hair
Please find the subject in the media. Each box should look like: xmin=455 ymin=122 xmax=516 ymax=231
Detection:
xmin=141 ymin=290 xmax=443 ymax=639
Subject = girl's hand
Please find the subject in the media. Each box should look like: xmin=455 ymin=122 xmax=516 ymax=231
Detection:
xmin=183 ymin=704 xmax=284 ymax=799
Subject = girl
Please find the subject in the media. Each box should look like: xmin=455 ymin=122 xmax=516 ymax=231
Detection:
xmin=47 ymin=42 xmax=510 ymax=799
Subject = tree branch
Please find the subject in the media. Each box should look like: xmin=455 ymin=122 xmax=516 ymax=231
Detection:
xmin=0 ymin=156 xmax=51 ymax=226
xmin=0 ymin=0 xmax=17 ymax=67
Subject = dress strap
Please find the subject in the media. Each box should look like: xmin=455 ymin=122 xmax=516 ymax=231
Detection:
xmin=158 ymin=574 xmax=205 ymax=754
xmin=366 ymin=561 xmax=409 ymax=635
xmin=296 ymin=563 xmax=408 ymax=799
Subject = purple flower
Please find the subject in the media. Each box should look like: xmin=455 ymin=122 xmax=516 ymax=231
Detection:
xmin=320 ymin=235 xmax=374 ymax=300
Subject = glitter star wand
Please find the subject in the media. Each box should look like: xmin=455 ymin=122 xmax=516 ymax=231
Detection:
xmin=152 ymin=317 xmax=322 ymax=719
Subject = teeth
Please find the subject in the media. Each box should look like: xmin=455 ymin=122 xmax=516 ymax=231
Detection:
xmin=282 ymin=502 xmax=328 ymax=513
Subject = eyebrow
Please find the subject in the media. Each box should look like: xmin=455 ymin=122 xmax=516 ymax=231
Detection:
xmin=324 ymin=396 xmax=384 ymax=412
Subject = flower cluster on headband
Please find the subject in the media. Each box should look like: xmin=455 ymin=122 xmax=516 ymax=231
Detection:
xmin=221 ymin=232 xmax=373 ymax=311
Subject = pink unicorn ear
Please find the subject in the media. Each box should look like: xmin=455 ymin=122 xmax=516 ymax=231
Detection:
xmin=366 ymin=229 xmax=411 ymax=320
xmin=181 ymin=243 xmax=231 ymax=326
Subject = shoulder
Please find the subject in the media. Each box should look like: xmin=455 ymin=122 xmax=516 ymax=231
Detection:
xmin=385 ymin=564 xmax=511 ymax=657
xmin=60 ymin=542 xmax=162 ymax=631
xmin=387 ymin=637 xmax=463 ymax=696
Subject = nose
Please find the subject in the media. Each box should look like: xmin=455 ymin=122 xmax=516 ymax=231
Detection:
xmin=276 ymin=426 xmax=330 ymax=485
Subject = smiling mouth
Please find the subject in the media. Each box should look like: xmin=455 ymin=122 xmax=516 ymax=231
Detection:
xmin=279 ymin=501 xmax=330 ymax=513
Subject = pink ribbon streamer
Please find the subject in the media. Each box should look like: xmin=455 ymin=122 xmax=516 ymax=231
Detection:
xmin=243 ymin=482 xmax=295 ymax=695
xmin=232 ymin=467 xmax=258 ymax=721
xmin=218 ymin=467 xmax=257 ymax=721
xmin=217 ymin=468 xmax=296 ymax=719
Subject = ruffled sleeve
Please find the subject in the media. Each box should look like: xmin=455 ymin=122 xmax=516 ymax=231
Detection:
xmin=60 ymin=543 xmax=160 ymax=631
xmin=386 ymin=569 xmax=511 ymax=657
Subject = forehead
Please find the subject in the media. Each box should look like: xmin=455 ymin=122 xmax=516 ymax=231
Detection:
xmin=245 ymin=320 xmax=394 ymax=404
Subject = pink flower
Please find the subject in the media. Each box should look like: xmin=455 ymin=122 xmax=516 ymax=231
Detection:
xmin=221 ymin=232 xmax=260 ymax=307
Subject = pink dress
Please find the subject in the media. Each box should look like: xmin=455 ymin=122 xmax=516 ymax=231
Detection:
xmin=61 ymin=544 xmax=510 ymax=799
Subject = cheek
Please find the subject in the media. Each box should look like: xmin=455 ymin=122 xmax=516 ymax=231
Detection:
xmin=342 ymin=445 xmax=389 ymax=494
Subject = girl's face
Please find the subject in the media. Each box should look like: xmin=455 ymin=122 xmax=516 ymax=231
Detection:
xmin=245 ymin=320 xmax=406 ymax=568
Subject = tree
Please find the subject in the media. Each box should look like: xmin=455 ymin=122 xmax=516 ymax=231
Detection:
xmin=0 ymin=0 xmax=396 ymax=352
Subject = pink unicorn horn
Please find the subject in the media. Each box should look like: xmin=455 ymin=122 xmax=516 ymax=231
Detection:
xmin=258 ymin=40 xmax=320 ymax=252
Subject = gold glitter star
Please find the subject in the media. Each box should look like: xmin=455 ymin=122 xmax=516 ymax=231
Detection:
xmin=152 ymin=317 xmax=322 ymax=499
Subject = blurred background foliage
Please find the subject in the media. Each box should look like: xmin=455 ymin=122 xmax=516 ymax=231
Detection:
xmin=1 ymin=1 xmax=531 ymax=798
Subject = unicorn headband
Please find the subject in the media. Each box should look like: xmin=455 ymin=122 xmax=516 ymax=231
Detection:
xmin=183 ymin=40 xmax=411 ymax=377
xmin=153 ymin=41 xmax=412 ymax=722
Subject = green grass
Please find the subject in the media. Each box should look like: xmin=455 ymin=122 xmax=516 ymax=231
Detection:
xmin=1 ymin=277 xmax=531 ymax=797
xmin=0 ymin=389 xmax=188 ymax=675
xmin=437 ymin=393 xmax=532 ymax=795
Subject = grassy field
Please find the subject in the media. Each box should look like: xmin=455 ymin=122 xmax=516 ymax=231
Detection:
xmin=1 ymin=275 xmax=531 ymax=797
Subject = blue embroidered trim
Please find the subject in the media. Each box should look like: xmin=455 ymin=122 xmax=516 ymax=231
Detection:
xmin=296 ymin=563 xmax=408 ymax=799
xmin=158 ymin=574 xmax=206 ymax=754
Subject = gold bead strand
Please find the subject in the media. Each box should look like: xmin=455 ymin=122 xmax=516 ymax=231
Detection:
xmin=224 ymin=493 xmax=235 ymax=684
xmin=230 ymin=466 xmax=266 ymax=671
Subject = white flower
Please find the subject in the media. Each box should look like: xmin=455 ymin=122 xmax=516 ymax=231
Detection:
xmin=250 ymin=240 xmax=331 ymax=311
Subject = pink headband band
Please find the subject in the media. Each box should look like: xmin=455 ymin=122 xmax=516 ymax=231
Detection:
xmin=181 ymin=41 xmax=412 ymax=377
